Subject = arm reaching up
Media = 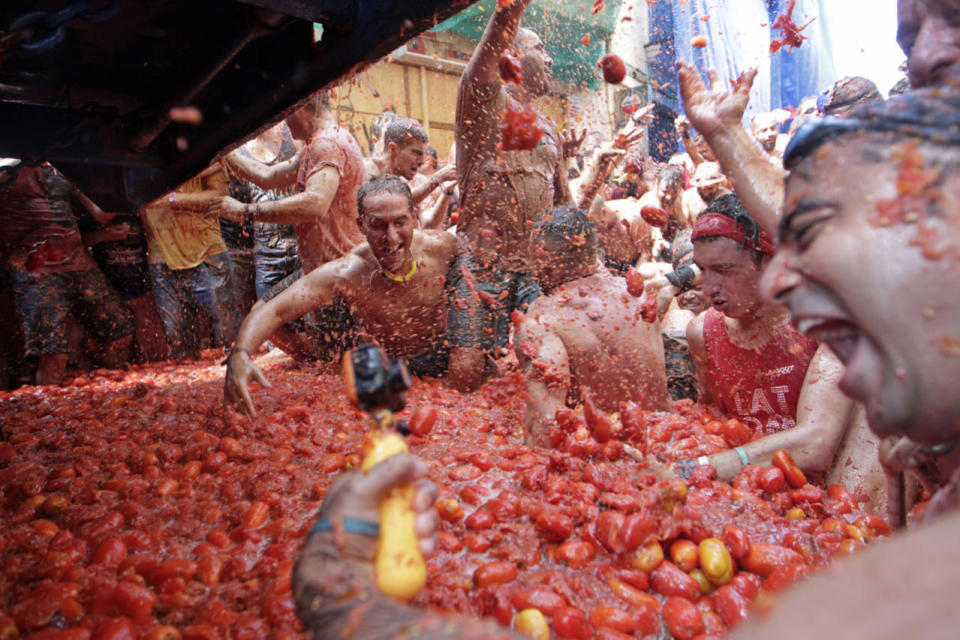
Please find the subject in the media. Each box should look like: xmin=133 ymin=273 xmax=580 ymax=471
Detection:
xmin=677 ymin=62 xmax=784 ymax=235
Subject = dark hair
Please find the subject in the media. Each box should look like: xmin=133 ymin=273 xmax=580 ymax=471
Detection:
xmin=696 ymin=193 xmax=765 ymax=267
xmin=425 ymin=146 xmax=438 ymax=161
xmin=357 ymin=174 xmax=414 ymax=218
xmin=785 ymin=87 xmax=960 ymax=170
xmin=384 ymin=117 xmax=428 ymax=149
xmin=532 ymin=204 xmax=598 ymax=260
xmin=658 ymin=164 xmax=684 ymax=188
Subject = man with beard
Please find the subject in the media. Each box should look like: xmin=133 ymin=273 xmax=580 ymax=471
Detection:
xmin=681 ymin=160 xmax=729 ymax=222
xmin=447 ymin=0 xmax=571 ymax=391
xmin=224 ymin=176 xmax=456 ymax=417
xmin=750 ymin=111 xmax=781 ymax=158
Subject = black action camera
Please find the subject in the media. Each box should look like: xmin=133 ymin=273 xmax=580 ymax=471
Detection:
xmin=343 ymin=344 xmax=412 ymax=413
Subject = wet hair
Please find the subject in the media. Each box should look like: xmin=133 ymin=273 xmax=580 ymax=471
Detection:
xmin=670 ymin=229 xmax=694 ymax=270
xmin=532 ymin=204 xmax=598 ymax=261
xmin=695 ymin=193 xmax=765 ymax=267
xmin=784 ymin=87 xmax=960 ymax=170
xmin=357 ymin=174 xmax=414 ymax=218
xmin=384 ymin=117 xmax=428 ymax=149
xmin=658 ymin=164 xmax=684 ymax=188
xmin=817 ymin=76 xmax=883 ymax=116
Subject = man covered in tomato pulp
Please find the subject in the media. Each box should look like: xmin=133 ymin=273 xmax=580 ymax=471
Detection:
xmin=447 ymin=0 xmax=571 ymax=391
xmin=514 ymin=205 xmax=670 ymax=447
xmin=224 ymin=176 xmax=457 ymax=417
xmin=680 ymin=194 xmax=886 ymax=516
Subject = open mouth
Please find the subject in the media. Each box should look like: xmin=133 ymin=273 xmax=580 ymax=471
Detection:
xmin=381 ymin=244 xmax=405 ymax=267
xmin=795 ymin=317 xmax=861 ymax=364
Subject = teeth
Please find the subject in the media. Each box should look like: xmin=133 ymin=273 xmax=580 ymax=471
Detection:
xmin=796 ymin=318 xmax=859 ymax=342
xmin=795 ymin=318 xmax=818 ymax=335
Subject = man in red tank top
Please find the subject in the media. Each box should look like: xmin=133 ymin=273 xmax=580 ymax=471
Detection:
xmin=682 ymin=195 xmax=883 ymax=506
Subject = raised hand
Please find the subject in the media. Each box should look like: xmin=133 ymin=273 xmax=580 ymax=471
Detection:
xmin=677 ymin=61 xmax=757 ymax=139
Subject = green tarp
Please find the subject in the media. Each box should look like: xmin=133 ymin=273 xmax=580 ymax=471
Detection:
xmin=435 ymin=0 xmax=622 ymax=89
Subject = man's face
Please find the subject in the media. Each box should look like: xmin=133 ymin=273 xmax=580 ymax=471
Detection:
xmin=517 ymin=29 xmax=553 ymax=97
xmin=697 ymin=139 xmax=717 ymax=162
xmin=752 ymin=114 xmax=779 ymax=152
xmin=761 ymin=135 xmax=960 ymax=445
xmin=898 ymin=0 xmax=960 ymax=88
xmin=388 ymin=140 xmax=426 ymax=180
xmin=657 ymin=179 xmax=681 ymax=208
xmin=697 ymin=183 xmax=722 ymax=204
xmin=694 ymin=237 xmax=767 ymax=320
xmin=798 ymin=97 xmax=819 ymax=118
xmin=360 ymin=192 xmax=416 ymax=273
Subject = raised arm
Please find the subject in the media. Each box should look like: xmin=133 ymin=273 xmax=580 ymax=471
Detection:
xmin=224 ymin=262 xmax=343 ymax=416
xmin=685 ymin=345 xmax=855 ymax=482
xmin=411 ymin=164 xmax=457 ymax=205
xmin=465 ymin=0 xmax=533 ymax=89
xmin=677 ymin=62 xmax=783 ymax=235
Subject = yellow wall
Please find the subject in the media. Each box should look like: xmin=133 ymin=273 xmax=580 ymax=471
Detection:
xmin=332 ymin=59 xmax=566 ymax=163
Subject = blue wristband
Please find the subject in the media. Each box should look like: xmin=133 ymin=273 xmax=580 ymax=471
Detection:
xmin=310 ymin=516 xmax=381 ymax=538
xmin=734 ymin=446 xmax=750 ymax=466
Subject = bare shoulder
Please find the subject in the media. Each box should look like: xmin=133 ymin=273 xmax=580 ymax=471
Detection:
xmin=686 ymin=311 xmax=707 ymax=348
xmin=418 ymin=229 xmax=458 ymax=255
xmin=326 ymin=246 xmax=374 ymax=283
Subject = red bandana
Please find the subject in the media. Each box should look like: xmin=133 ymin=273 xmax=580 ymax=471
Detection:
xmin=691 ymin=212 xmax=776 ymax=255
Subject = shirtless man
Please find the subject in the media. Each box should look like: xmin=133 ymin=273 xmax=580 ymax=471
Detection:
xmin=638 ymin=164 xmax=688 ymax=260
xmin=591 ymin=188 xmax=655 ymax=276
xmin=448 ymin=0 xmax=571 ymax=391
xmin=515 ymin=205 xmax=669 ymax=447
xmin=365 ymin=118 xmax=457 ymax=199
xmin=680 ymin=160 xmax=728 ymax=222
xmin=750 ymin=111 xmax=781 ymax=158
xmin=209 ymin=92 xmax=365 ymax=274
xmin=224 ymin=175 xmax=456 ymax=416
xmin=677 ymin=195 xmax=887 ymax=516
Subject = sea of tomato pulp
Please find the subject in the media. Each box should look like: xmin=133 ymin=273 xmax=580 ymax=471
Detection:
xmin=0 ymin=352 xmax=886 ymax=639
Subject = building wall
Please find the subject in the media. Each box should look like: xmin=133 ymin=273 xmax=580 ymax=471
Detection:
xmin=331 ymin=45 xmax=567 ymax=163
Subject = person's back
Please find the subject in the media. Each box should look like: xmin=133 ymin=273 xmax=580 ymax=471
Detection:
xmin=524 ymin=270 xmax=669 ymax=412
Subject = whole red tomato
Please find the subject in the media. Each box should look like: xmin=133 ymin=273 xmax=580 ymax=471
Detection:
xmin=662 ymin=596 xmax=705 ymax=639
xmin=553 ymin=606 xmax=591 ymax=640
xmin=625 ymin=269 xmax=645 ymax=297
xmin=598 ymin=54 xmax=626 ymax=84
xmin=408 ymin=406 xmax=438 ymax=436
xmin=92 ymin=617 xmax=136 ymax=640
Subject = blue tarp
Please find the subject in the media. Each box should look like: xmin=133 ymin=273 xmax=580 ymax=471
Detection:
xmin=646 ymin=0 xmax=837 ymax=160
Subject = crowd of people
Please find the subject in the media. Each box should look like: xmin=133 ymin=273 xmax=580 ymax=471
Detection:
xmin=3 ymin=0 xmax=960 ymax=636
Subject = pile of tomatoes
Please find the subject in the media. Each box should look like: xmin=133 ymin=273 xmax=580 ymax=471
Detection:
xmin=0 ymin=355 xmax=887 ymax=639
